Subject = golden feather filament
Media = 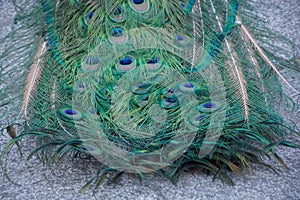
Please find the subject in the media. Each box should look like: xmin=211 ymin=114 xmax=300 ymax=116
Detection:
xmin=236 ymin=16 xmax=299 ymax=94
xmin=236 ymin=18 xmax=269 ymax=106
xmin=22 ymin=41 xmax=47 ymax=119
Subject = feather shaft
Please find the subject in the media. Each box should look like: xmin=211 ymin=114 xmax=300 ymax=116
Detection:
xmin=22 ymin=41 xmax=47 ymax=118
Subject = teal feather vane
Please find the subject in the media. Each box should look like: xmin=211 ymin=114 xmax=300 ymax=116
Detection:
xmin=1 ymin=0 xmax=300 ymax=191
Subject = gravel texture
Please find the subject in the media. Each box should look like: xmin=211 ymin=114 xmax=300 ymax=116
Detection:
xmin=0 ymin=1 xmax=299 ymax=200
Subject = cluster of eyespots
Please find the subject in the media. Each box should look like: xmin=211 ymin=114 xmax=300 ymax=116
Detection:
xmin=81 ymin=55 xmax=100 ymax=72
xmin=115 ymin=55 xmax=163 ymax=73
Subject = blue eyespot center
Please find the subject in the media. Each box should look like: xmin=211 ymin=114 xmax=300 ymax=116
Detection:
xmin=176 ymin=35 xmax=184 ymax=41
xmin=119 ymin=57 xmax=133 ymax=65
xmin=165 ymin=97 xmax=177 ymax=103
xmin=140 ymin=94 xmax=149 ymax=101
xmin=84 ymin=56 xmax=99 ymax=65
xmin=77 ymin=83 xmax=84 ymax=88
xmin=65 ymin=109 xmax=78 ymax=115
xmin=132 ymin=0 xmax=144 ymax=4
xmin=183 ymin=83 xmax=194 ymax=88
xmin=86 ymin=12 xmax=94 ymax=20
xmin=195 ymin=115 xmax=206 ymax=121
xmin=137 ymin=83 xmax=151 ymax=89
xmin=147 ymin=57 xmax=159 ymax=64
xmin=111 ymin=27 xmax=124 ymax=37
xmin=203 ymin=102 xmax=216 ymax=108
xmin=114 ymin=6 xmax=123 ymax=15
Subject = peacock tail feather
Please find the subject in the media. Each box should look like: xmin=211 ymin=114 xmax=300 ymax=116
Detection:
xmin=1 ymin=0 xmax=299 ymax=191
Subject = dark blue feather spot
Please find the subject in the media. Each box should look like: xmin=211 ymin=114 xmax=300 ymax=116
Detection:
xmin=65 ymin=109 xmax=78 ymax=115
xmin=183 ymin=83 xmax=194 ymax=88
xmin=203 ymin=102 xmax=216 ymax=109
xmin=111 ymin=27 xmax=124 ymax=37
xmin=78 ymin=83 xmax=84 ymax=88
xmin=139 ymin=94 xmax=149 ymax=101
xmin=114 ymin=6 xmax=123 ymax=15
xmin=165 ymin=98 xmax=177 ymax=103
xmin=119 ymin=57 xmax=133 ymax=65
xmin=147 ymin=57 xmax=159 ymax=64
xmin=137 ymin=83 xmax=151 ymax=89
xmin=86 ymin=12 xmax=94 ymax=19
xmin=195 ymin=115 xmax=206 ymax=121
xmin=132 ymin=0 xmax=144 ymax=4
xmin=176 ymin=35 xmax=185 ymax=41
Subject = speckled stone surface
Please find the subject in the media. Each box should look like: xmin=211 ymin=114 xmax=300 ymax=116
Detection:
xmin=0 ymin=1 xmax=299 ymax=200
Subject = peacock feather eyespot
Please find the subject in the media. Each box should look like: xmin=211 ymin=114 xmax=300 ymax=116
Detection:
xmin=145 ymin=57 xmax=162 ymax=71
xmin=132 ymin=83 xmax=152 ymax=95
xmin=198 ymin=101 xmax=222 ymax=113
xmin=84 ymin=11 xmax=94 ymax=25
xmin=184 ymin=0 xmax=196 ymax=13
xmin=132 ymin=0 xmax=144 ymax=4
xmin=179 ymin=2 xmax=186 ymax=8
xmin=59 ymin=108 xmax=83 ymax=121
xmin=159 ymin=96 xmax=179 ymax=109
xmin=116 ymin=56 xmax=135 ymax=72
xmin=81 ymin=55 xmax=100 ymax=72
xmin=164 ymin=87 xmax=179 ymax=98
xmin=176 ymin=35 xmax=185 ymax=41
xmin=110 ymin=5 xmax=125 ymax=22
xmin=175 ymin=35 xmax=191 ymax=47
xmin=135 ymin=94 xmax=150 ymax=106
xmin=179 ymin=81 xmax=197 ymax=93
xmin=128 ymin=0 xmax=150 ymax=13
xmin=108 ymin=27 xmax=128 ymax=44
xmin=73 ymin=82 xmax=85 ymax=93
xmin=147 ymin=57 xmax=159 ymax=64
xmin=189 ymin=114 xmax=210 ymax=127
xmin=111 ymin=27 xmax=124 ymax=37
